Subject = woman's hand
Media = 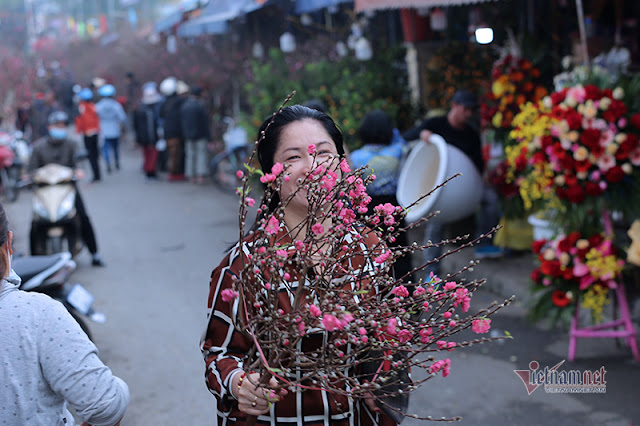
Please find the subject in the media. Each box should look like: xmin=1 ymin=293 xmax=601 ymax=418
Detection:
xmin=231 ymin=372 xmax=281 ymax=416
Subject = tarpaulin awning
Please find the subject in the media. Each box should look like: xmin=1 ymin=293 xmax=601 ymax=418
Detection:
xmin=355 ymin=0 xmax=498 ymax=12
xmin=154 ymin=0 xmax=202 ymax=33
xmin=177 ymin=0 xmax=266 ymax=36
xmin=294 ymin=0 xmax=352 ymax=14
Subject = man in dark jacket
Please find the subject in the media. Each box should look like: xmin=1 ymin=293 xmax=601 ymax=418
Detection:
xmin=180 ymin=86 xmax=210 ymax=184
xmin=159 ymin=78 xmax=186 ymax=181
xmin=133 ymin=85 xmax=162 ymax=179
xmin=27 ymin=111 xmax=104 ymax=266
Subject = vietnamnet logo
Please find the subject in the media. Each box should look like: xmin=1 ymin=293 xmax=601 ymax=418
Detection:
xmin=514 ymin=360 xmax=607 ymax=394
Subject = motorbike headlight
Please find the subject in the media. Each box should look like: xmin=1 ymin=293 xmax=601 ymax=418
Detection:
xmin=33 ymin=198 xmax=49 ymax=220
xmin=57 ymin=192 xmax=76 ymax=219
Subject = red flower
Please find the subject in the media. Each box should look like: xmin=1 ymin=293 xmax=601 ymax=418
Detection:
xmin=530 ymin=268 xmax=541 ymax=283
xmin=550 ymin=90 xmax=567 ymax=105
xmin=565 ymin=110 xmax=583 ymax=130
xmin=584 ymin=84 xmax=601 ymax=100
xmin=580 ymin=128 xmax=600 ymax=148
xmin=631 ymin=113 xmax=640 ymax=129
xmin=541 ymin=260 xmax=562 ymax=277
xmin=551 ymin=290 xmax=571 ymax=307
xmin=585 ymin=181 xmax=603 ymax=196
xmin=588 ymin=234 xmax=604 ymax=247
xmin=532 ymin=239 xmax=547 ymax=254
xmin=541 ymin=135 xmax=554 ymax=150
xmin=605 ymin=166 xmax=624 ymax=183
xmin=566 ymin=185 xmax=585 ymax=203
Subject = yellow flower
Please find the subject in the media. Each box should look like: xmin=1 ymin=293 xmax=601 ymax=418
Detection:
xmin=492 ymin=111 xmax=503 ymax=128
xmin=606 ymin=143 xmax=618 ymax=155
xmin=582 ymin=286 xmax=610 ymax=324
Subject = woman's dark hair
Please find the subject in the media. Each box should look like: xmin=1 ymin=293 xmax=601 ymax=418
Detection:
xmin=0 ymin=203 xmax=9 ymax=274
xmin=357 ymin=109 xmax=394 ymax=146
xmin=256 ymin=105 xmax=345 ymax=214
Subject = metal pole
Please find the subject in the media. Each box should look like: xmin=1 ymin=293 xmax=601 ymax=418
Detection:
xmin=575 ymin=0 xmax=589 ymax=69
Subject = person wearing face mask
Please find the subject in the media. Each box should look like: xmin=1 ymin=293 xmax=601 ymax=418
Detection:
xmin=0 ymin=202 xmax=129 ymax=425
xmin=27 ymin=111 xmax=105 ymax=266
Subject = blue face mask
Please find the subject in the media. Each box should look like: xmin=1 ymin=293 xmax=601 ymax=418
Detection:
xmin=49 ymin=127 xmax=67 ymax=140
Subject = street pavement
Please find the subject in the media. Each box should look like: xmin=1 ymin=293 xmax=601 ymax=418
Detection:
xmin=2 ymin=143 xmax=639 ymax=425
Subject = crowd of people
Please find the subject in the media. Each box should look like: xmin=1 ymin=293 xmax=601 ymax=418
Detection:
xmin=3 ymin=58 xmax=503 ymax=423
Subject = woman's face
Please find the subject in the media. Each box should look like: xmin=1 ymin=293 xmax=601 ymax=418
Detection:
xmin=273 ymin=118 xmax=339 ymax=209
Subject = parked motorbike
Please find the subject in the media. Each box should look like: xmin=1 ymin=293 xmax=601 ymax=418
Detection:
xmin=13 ymin=251 xmax=105 ymax=340
xmin=28 ymin=163 xmax=83 ymax=256
xmin=209 ymin=117 xmax=252 ymax=192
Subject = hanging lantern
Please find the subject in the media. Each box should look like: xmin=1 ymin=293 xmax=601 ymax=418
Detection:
xmin=430 ymin=8 xmax=447 ymax=31
xmin=252 ymin=41 xmax=264 ymax=58
xmin=354 ymin=37 xmax=372 ymax=61
xmin=280 ymin=32 xmax=296 ymax=53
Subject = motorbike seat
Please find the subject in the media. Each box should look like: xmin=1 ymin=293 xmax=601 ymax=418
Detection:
xmin=13 ymin=253 xmax=69 ymax=284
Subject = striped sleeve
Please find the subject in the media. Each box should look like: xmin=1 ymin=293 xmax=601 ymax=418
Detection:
xmin=200 ymin=244 xmax=252 ymax=406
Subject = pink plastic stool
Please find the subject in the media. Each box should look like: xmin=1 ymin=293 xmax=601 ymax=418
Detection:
xmin=568 ymin=211 xmax=640 ymax=361
xmin=568 ymin=283 xmax=639 ymax=361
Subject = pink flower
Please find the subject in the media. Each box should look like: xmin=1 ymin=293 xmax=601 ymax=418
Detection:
xmin=397 ymin=329 xmax=413 ymax=343
xmin=311 ymin=223 xmax=324 ymax=235
xmin=630 ymin=148 xmax=640 ymax=166
xmin=340 ymin=158 xmax=351 ymax=173
xmin=236 ymin=170 xmax=244 ymax=178
xmin=322 ymin=314 xmax=340 ymax=331
xmin=387 ymin=318 xmax=398 ymax=335
xmin=339 ymin=208 xmax=356 ymax=225
xmin=374 ymin=202 xmax=396 ymax=217
xmin=429 ymin=359 xmax=451 ymax=377
xmin=384 ymin=215 xmax=395 ymax=226
xmin=413 ymin=286 xmax=426 ymax=296
xmin=283 ymin=272 xmax=291 ymax=280
xmin=443 ymin=311 xmax=452 ymax=319
xmin=260 ymin=173 xmax=276 ymax=183
xmin=221 ymin=288 xmax=239 ymax=302
xmin=449 ymin=320 xmax=457 ymax=327
xmin=245 ymin=197 xmax=255 ymax=207
xmin=472 ymin=318 xmax=491 ymax=334
xmin=436 ymin=340 xmax=448 ymax=350
xmin=272 ymin=162 xmax=284 ymax=175
xmin=265 ymin=216 xmax=280 ymax=235
xmin=295 ymin=240 xmax=305 ymax=251
xmin=309 ymin=305 xmax=322 ymax=317
xmin=444 ymin=281 xmax=457 ymax=291
xmin=307 ymin=144 xmax=316 ymax=154
xmin=391 ymin=285 xmax=409 ymax=297
xmin=298 ymin=321 xmax=306 ymax=336
xmin=358 ymin=327 xmax=367 ymax=335
xmin=276 ymin=249 xmax=287 ymax=257
xmin=419 ymin=327 xmax=432 ymax=344
xmin=375 ymin=251 xmax=392 ymax=264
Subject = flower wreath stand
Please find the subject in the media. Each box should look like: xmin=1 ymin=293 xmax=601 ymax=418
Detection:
xmin=568 ymin=211 xmax=640 ymax=361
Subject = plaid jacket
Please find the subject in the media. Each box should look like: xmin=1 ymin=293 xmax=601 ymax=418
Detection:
xmin=201 ymin=225 xmax=396 ymax=426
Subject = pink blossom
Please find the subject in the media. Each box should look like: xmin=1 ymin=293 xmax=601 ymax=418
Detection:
xmin=413 ymin=286 xmax=426 ymax=296
xmin=436 ymin=340 xmax=448 ymax=350
xmin=298 ymin=321 xmax=306 ymax=336
xmin=264 ymin=282 xmax=271 ymax=290
xmin=265 ymin=216 xmax=280 ymax=235
xmin=374 ymin=202 xmax=396 ymax=216
xmin=447 ymin=342 xmax=456 ymax=351
xmin=472 ymin=318 xmax=491 ymax=334
xmin=391 ymin=285 xmax=410 ymax=297
xmin=358 ymin=207 xmax=368 ymax=214
xmin=236 ymin=170 xmax=244 ymax=178
xmin=452 ymin=288 xmax=471 ymax=312
xmin=597 ymin=154 xmax=616 ymax=171
xmin=295 ymin=240 xmax=305 ymax=251
xmin=322 ymin=314 xmax=340 ymax=331
xmin=429 ymin=359 xmax=451 ymax=377
xmin=387 ymin=318 xmax=398 ymax=335
xmin=375 ymin=251 xmax=392 ymax=264
xmin=361 ymin=336 xmax=369 ymax=343
xmin=444 ymin=281 xmax=457 ymax=291
xmin=307 ymin=144 xmax=316 ymax=154
xmin=245 ymin=197 xmax=255 ymax=207
xmin=340 ymin=158 xmax=351 ymax=173
xmin=449 ymin=320 xmax=457 ymax=327
xmin=397 ymin=329 xmax=413 ymax=343
xmin=260 ymin=173 xmax=276 ymax=183
xmin=419 ymin=327 xmax=432 ymax=344
xmin=312 ymin=223 xmax=324 ymax=235
xmin=272 ymin=162 xmax=284 ymax=175
xmin=276 ymin=249 xmax=287 ymax=257
xmin=283 ymin=272 xmax=291 ymax=280
xmin=284 ymin=175 xmax=290 ymax=182
xmin=358 ymin=327 xmax=367 ymax=335
xmin=339 ymin=208 xmax=356 ymax=225
xmin=443 ymin=311 xmax=452 ymax=319
xmin=221 ymin=288 xmax=239 ymax=302
xmin=384 ymin=215 xmax=395 ymax=226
